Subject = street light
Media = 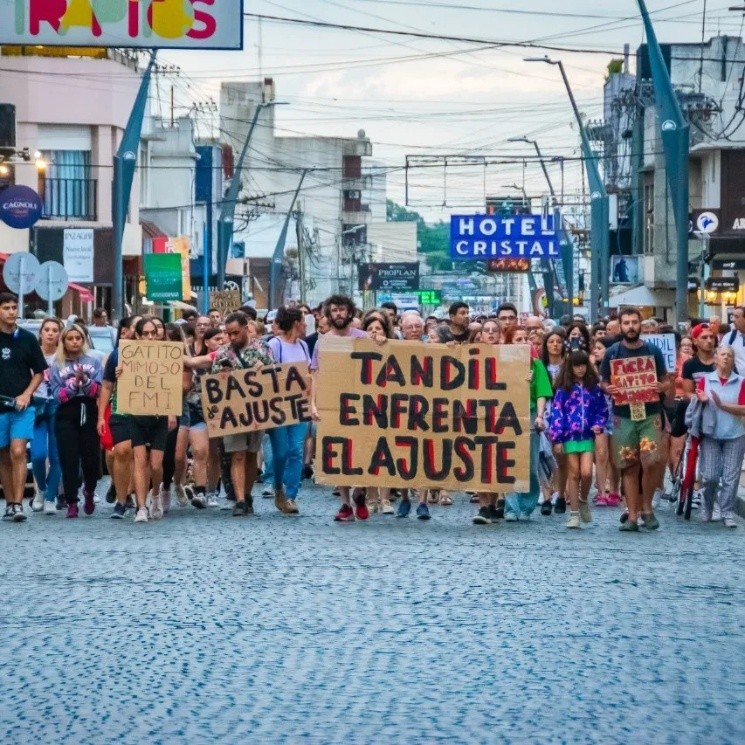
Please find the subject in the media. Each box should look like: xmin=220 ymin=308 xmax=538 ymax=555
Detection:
xmin=524 ymin=56 xmax=609 ymax=322
xmin=216 ymin=99 xmax=288 ymax=290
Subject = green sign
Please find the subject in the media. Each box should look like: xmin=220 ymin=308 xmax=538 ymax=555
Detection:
xmin=145 ymin=253 xmax=182 ymax=302
xmin=417 ymin=289 xmax=442 ymax=304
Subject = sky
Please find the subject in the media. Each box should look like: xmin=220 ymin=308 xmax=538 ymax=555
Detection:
xmin=159 ymin=1 xmax=745 ymax=221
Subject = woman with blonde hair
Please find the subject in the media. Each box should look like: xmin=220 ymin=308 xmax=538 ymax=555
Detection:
xmin=49 ymin=324 xmax=103 ymax=518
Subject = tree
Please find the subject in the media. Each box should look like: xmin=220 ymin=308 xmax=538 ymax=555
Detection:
xmin=387 ymin=199 xmax=452 ymax=270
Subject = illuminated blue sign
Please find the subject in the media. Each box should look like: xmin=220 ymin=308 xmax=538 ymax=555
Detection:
xmin=450 ymin=214 xmax=558 ymax=259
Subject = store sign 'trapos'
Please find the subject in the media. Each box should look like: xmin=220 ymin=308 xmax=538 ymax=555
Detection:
xmin=1 ymin=0 xmax=244 ymax=50
xmin=450 ymin=214 xmax=558 ymax=260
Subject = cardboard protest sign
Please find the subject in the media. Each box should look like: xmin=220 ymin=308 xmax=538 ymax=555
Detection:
xmin=609 ymin=356 xmax=660 ymax=405
xmin=209 ymin=290 xmax=241 ymax=317
xmin=201 ymin=362 xmax=312 ymax=438
xmin=315 ymin=338 xmax=531 ymax=492
xmin=116 ymin=341 xmax=184 ymax=416
xmin=642 ymin=334 xmax=676 ymax=373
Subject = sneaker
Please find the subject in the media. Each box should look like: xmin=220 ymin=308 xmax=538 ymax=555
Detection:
xmin=183 ymin=484 xmax=195 ymax=502
xmin=56 ymin=497 xmax=66 ymax=511
xmin=427 ymin=490 xmax=439 ymax=505
xmin=150 ymin=494 xmax=164 ymax=520
xmin=302 ymin=465 xmax=314 ymax=480
xmin=473 ymin=506 xmax=492 ymax=525
xmin=540 ymin=500 xmax=553 ymax=516
xmin=285 ymin=499 xmax=299 ymax=515
xmin=175 ymin=484 xmax=188 ymax=507
xmin=353 ymin=492 xmax=369 ymax=521
xmin=594 ymin=494 xmax=611 ymax=507
xmin=642 ymin=512 xmax=659 ymax=531
xmin=578 ymin=500 xmax=592 ymax=523
xmin=83 ymin=490 xmax=95 ymax=516
xmin=607 ymin=492 xmax=622 ymax=507
xmin=691 ymin=490 xmax=702 ymax=510
xmin=488 ymin=504 xmax=502 ymax=521
xmin=469 ymin=493 xmax=479 ymax=503
xmin=438 ymin=492 xmax=453 ymax=506
xmin=134 ymin=507 xmax=149 ymax=523
xmin=191 ymin=492 xmax=207 ymax=509
xmin=712 ymin=503 xmax=722 ymax=521
xmin=44 ymin=500 xmax=56 ymax=515
xmin=160 ymin=484 xmax=171 ymax=513
xmin=125 ymin=494 xmax=136 ymax=510
xmin=31 ymin=491 xmax=45 ymax=512
xmin=416 ymin=502 xmax=431 ymax=521
xmin=504 ymin=511 xmax=518 ymax=522
xmin=110 ymin=502 xmax=127 ymax=519
xmin=699 ymin=509 xmax=713 ymax=523
xmin=566 ymin=511 xmax=581 ymax=529
xmin=619 ymin=520 xmax=639 ymax=532
xmin=232 ymin=500 xmax=250 ymax=517
xmin=105 ymin=483 xmax=116 ymax=504
xmin=66 ymin=503 xmax=79 ymax=519
xmin=274 ymin=489 xmax=289 ymax=514
xmin=554 ymin=497 xmax=567 ymax=514
xmin=723 ymin=515 xmax=737 ymax=528
xmin=396 ymin=498 xmax=411 ymax=518
xmin=334 ymin=503 xmax=355 ymax=522
xmin=262 ymin=488 xmax=274 ymax=499
xmin=206 ymin=491 xmax=220 ymax=508
xmin=380 ymin=498 xmax=395 ymax=514
xmin=3 ymin=503 xmax=27 ymax=522
xmin=619 ymin=509 xmax=629 ymax=524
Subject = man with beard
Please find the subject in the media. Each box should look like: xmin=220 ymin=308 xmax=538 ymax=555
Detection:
xmin=448 ymin=301 xmax=470 ymax=343
xmin=310 ymin=295 xmax=368 ymax=522
xmin=600 ymin=307 xmax=670 ymax=532
xmin=199 ymin=312 xmax=274 ymax=517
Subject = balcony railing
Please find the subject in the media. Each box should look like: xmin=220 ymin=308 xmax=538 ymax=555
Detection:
xmin=40 ymin=177 xmax=97 ymax=221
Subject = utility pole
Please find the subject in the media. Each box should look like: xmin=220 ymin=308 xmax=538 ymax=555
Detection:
xmin=636 ymin=0 xmax=690 ymax=323
xmin=216 ymin=99 xmax=287 ymax=289
xmin=525 ymin=57 xmax=610 ymax=322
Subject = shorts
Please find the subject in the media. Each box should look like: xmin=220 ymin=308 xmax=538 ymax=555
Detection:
xmin=177 ymin=409 xmax=190 ymax=429
xmin=187 ymin=401 xmax=206 ymax=431
xmin=110 ymin=414 xmax=169 ymax=451
xmin=0 ymin=408 xmax=35 ymax=448
xmin=612 ymin=414 xmax=663 ymax=470
xmin=223 ymin=430 xmax=263 ymax=454
xmin=669 ymin=399 xmax=689 ymax=438
xmin=564 ymin=439 xmax=594 ymax=454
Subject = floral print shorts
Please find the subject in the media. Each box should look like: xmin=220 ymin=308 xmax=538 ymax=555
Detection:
xmin=612 ymin=414 xmax=662 ymax=470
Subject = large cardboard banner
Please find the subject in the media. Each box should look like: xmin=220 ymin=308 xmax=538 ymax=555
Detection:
xmin=610 ymin=356 xmax=659 ymax=405
xmin=117 ymin=341 xmax=184 ymax=416
xmin=315 ymin=338 xmax=531 ymax=492
xmin=201 ymin=363 xmax=312 ymax=438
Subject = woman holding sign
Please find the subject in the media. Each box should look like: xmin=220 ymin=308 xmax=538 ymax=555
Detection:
xmin=265 ymin=307 xmax=312 ymax=515
xmin=49 ymin=324 xmax=103 ymax=518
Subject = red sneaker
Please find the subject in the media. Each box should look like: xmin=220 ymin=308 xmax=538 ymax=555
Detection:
xmin=353 ymin=493 xmax=369 ymax=520
xmin=334 ymin=503 xmax=355 ymax=522
xmin=607 ymin=492 xmax=622 ymax=507
xmin=83 ymin=490 xmax=96 ymax=516
xmin=594 ymin=494 xmax=611 ymax=507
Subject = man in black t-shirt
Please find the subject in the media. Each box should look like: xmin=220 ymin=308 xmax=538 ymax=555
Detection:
xmin=600 ymin=307 xmax=671 ymax=532
xmin=0 ymin=292 xmax=47 ymax=522
xmin=447 ymin=301 xmax=470 ymax=343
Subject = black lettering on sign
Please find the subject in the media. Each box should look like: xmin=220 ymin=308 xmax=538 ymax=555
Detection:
xmin=452 ymin=437 xmax=475 ymax=481
xmin=362 ymin=394 xmax=387 ymax=428
xmin=441 ymin=356 xmax=465 ymax=390
xmin=423 ymin=439 xmax=452 ymax=480
xmin=496 ymin=441 xmax=516 ymax=484
xmin=452 ymin=399 xmax=478 ymax=435
xmin=376 ymin=354 xmax=406 ymax=387
xmin=485 ymin=357 xmax=507 ymax=391
xmin=495 ymin=402 xmax=522 ymax=436
xmin=351 ymin=351 xmax=383 ymax=384
xmin=394 ymin=436 xmax=418 ymax=480
xmin=410 ymin=356 xmax=434 ymax=387
xmin=368 ymin=437 xmax=396 ymax=477
xmin=339 ymin=393 xmax=360 ymax=426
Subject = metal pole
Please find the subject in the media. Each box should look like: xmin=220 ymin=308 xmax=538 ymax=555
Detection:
xmin=217 ymin=100 xmax=285 ymax=289
xmin=47 ymin=264 xmax=53 ymax=316
xmin=18 ymin=254 xmax=25 ymax=321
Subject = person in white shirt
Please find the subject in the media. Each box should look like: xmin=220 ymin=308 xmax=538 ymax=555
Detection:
xmin=720 ymin=306 xmax=745 ymax=373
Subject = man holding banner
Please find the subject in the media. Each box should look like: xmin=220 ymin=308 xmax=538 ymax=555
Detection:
xmin=600 ymin=307 xmax=671 ymax=533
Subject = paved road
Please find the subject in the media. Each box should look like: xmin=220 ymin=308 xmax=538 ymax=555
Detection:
xmin=1 ymin=482 xmax=744 ymax=744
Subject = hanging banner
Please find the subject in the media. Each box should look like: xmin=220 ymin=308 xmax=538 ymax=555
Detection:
xmin=315 ymin=338 xmax=531 ymax=491
xmin=201 ymin=362 xmax=312 ymax=438
xmin=1 ymin=0 xmax=244 ymax=50
xmin=144 ymin=253 xmax=182 ymax=301
xmin=450 ymin=213 xmax=558 ymax=260
xmin=116 ymin=340 xmax=183 ymax=416
xmin=153 ymin=235 xmax=191 ymax=300
xmin=358 ymin=262 xmax=419 ymax=291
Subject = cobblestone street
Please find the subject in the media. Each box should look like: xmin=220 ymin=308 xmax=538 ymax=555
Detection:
xmin=2 ymin=483 xmax=744 ymax=744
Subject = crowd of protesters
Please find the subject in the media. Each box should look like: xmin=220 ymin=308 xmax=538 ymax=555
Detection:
xmin=0 ymin=288 xmax=742 ymax=530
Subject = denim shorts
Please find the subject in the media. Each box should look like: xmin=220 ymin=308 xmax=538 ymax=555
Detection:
xmin=0 ymin=407 xmax=35 ymax=448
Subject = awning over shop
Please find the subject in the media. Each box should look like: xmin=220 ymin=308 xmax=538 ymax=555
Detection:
xmin=608 ymin=284 xmax=675 ymax=308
